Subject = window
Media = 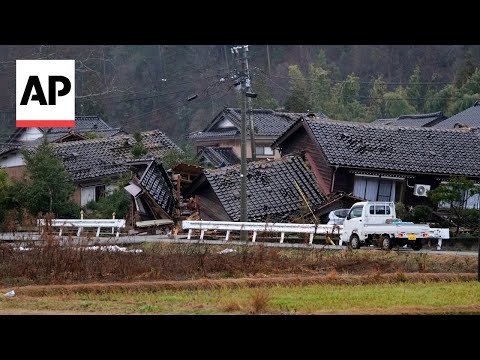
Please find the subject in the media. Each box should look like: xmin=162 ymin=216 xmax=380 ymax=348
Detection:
xmin=349 ymin=206 xmax=364 ymax=218
xmin=80 ymin=185 xmax=106 ymax=206
xmin=353 ymin=175 xmax=398 ymax=202
xmin=369 ymin=205 xmax=391 ymax=215
xmin=377 ymin=180 xmax=392 ymax=201
xmin=255 ymin=146 xmax=274 ymax=155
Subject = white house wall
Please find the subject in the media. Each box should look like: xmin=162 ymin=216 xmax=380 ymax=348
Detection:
xmin=18 ymin=128 xmax=44 ymax=142
xmin=0 ymin=152 xmax=24 ymax=167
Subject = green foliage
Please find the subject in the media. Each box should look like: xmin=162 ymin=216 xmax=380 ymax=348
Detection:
xmin=284 ymin=65 xmax=312 ymax=112
xmin=406 ymin=66 xmax=422 ymax=111
xmin=328 ymin=74 xmax=367 ymax=121
xmin=162 ymin=143 xmax=200 ymax=169
xmin=85 ymin=189 xmax=131 ymax=219
xmin=19 ymin=139 xmax=78 ymax=217
xmin=0 ymin=169 xmax=8 ymax=193
xmin=428 ymin=176 xmax=480 ymax=208
xmin=83 ymin=132 xmax=101 ymax=139
xmin=383 ymin=87 xmax=417 ymax=118
xmin=133 ymin=131 xmax=142 ymax=142
xmin=456 ymin=49 xmax=478 ymax=87
xmin=428 ymin=176 xmax=480 ymax=234
xmin=252 ymin=75 xmax=279 ymax=110
xmin=308 ymin=62 xmax=331 ymax=112
xmin=395 ymin=202 xmax=409 ymax=221
xmin=410 ymin=205 xmax=433 ymax=224
xmin=0 ymin=169 xmax=10 ymax=228
xmin=314 ymin=49 xmax=341 ymax=80
xmin=395 ymin=203 xmax=433 ymax=223
xmin=131 ymin=132 xmax=148 ymax=158
xmin=366 ymin=76 xmax=387 ymax=120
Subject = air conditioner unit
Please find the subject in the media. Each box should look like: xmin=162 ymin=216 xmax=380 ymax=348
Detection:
xmin=414 ymin=184 xmax=431 ymax=197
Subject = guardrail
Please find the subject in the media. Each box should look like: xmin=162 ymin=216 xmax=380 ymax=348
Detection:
xmin=181 ymin=220 xmax=342 ymax=244
xmin=37 ymin=219 xmax=126 ymax=238
xmin=182 ymin=221 xmax=449 ymax=248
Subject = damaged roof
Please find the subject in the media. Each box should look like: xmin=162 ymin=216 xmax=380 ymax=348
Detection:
xmin=199 ymin=147 xmax=240 ymax=168
xmin=0 ymin=143 xmax=21 ymax=157
xmin=138 ymin=160 xmax=175 ymax=217
xmin=188 ymin=108 xmax=325 ymax=140
xmin=371 ymin=111 xmax=446 ymax=127
xmin=139 ymin=130 xmax=182 ymax=158
xmin=432 ymin=100 xmax=480 ymax=128
xmin=289 ymin=117 xmax=480 ymax=176
xmin=46 ymin=116 xmax=114 ymax=133
xmin=186 ymin=156 xmax=327 ymax=222
xmin=51 ymin=130 xmax=180 ymax=182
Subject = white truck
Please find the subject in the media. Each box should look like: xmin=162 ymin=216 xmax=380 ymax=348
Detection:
xmin=339 ymin=201 xmax=449 ymax=251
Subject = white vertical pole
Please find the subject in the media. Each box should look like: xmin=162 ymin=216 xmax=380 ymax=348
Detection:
xmin=280 ymin=232 xmax=285 ymax=243
xmin=252 ymin=231 xmax=257 ymax=242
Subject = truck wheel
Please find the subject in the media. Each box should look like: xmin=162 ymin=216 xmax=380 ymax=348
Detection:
xmin=382 ymin=236 xmax=393 ymax=250
xmin=411 ymin=241 xmax=422 ymax=251
xmin=350 ymin=235 xmax=361 ymax=249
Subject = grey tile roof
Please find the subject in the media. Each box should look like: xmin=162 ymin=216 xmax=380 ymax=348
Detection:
xmin=201 ymin=156 xmax=327 ymax=222
xmin=370 ymin=118 xmax=397 ymax=125
xmin=0 ymin=143 xmax=21 ymax=157
xmin=188 ymin=108 xmax=326 ymax=140
xmin=189 ymin=129 xmax=239 ymax=139
xmin=51 ymin=130 xmax=180 ymax=182
xmin=6 ymin=116 xmax=121 ymax=144
xmin=47 ymin=116 xmax=113 ymax=133
xmin=371 ymin=112 xmax=446 ymax=127
xmin=52 ymin=137 xmax=132 ymax=182
xmin=139 ymin=160 xmax=175 ymax=216
xmin=199 ymin=147 xmax=240 ymax=168
xmin=304 ymin=117 xmax=480 ymax=176
xmin=433 ymin=101 xmax=480 ymax=128
xmin=140 ymin=130 xmax=182 ymax=158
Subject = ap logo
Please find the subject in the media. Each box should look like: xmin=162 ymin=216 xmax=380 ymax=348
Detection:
xmin=16 ymin=60 xmax=75 ymax=128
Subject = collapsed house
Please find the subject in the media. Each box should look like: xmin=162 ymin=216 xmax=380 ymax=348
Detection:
xmin=183 ymin=156 xmax=327 ymax=222
xmin=125 ymin=160 xmax=176 ymax=225
xmin=51 ymin=130 xmax=180 ymax=209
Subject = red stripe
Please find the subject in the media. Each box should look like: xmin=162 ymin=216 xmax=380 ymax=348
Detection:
xmin=16 ymin=120 xmax=75 ymax=128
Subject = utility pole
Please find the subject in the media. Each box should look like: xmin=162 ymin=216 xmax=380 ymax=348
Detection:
xmin=232 ymin=45 xmax=249 ymax=241
xmin=242 ymin=46 xmax=257 ymax=162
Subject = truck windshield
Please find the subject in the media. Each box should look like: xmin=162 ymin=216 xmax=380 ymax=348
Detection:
xmin=349 ymin=206 xmax=363 ymax=218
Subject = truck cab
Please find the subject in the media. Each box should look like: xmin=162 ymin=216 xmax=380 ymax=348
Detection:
xmin=340 ymin=201 xmax=432 ymax=250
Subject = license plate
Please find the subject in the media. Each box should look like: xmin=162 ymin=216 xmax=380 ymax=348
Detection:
xmin=408 ymin=234 xmax=416 ymax=240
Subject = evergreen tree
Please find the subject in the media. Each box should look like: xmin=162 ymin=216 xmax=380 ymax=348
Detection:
xmin=19 ymin=138 xmax=79 ymax=217
xmin=251 ymin=74 xmax=278 ymax=110
xmin=428 ymin=177 xmax=480 ymax=235
xmin=406 ymin=66 xmax=422 ymax=111
xmin=383 ymin=87 xmax=417 ymax=118
xmin=284 ymin=65 xmax=312 ymax=112
xmin=366 ymin=76 xmax=387 ymax=121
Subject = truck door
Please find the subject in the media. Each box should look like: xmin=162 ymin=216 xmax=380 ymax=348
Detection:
xmin=342 ymin=204 xmax=364 ymax=241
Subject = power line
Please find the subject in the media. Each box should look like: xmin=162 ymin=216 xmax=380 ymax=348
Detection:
xmin=254 ymin=68 xmax=455 ymax=86
xmin=257 ymin=71 xmax=470 ymax=102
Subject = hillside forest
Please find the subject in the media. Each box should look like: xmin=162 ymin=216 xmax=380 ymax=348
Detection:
xmin=1 ymin=45 xmax=480 ymax=144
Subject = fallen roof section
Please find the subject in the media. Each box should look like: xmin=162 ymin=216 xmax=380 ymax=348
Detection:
xmin=185 ymin=155 xmax=327 ymax=222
